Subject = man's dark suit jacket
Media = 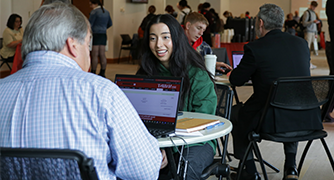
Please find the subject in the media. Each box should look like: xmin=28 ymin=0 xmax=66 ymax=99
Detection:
xmin=229 ymin=29 xmax=323 ymax=134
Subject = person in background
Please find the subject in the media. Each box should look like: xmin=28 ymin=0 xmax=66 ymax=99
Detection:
xmin=0 ymin=3 xmax=162 ymax=180
xmin=89 ymin=0 xmax=112 ymax=78
xmin=245 ymin=11 xmax=251 ymax=19
xmin=176 ymin=0 xmax=191 ymax=25
xmin=209 ymin=8 xmax=223 ymax=34
xmin=293 ymin=10 xmax=300 ymax=22
xmin=323 ymin=0 xmax=334 ymax=122
xmin=200 ymin=2 xmax=214 ymax=47
xmin=284 ymin=13 xmax=298 ymax=35
xmin=137 ymin=14 xmax=217 ymax=180
xmin=229 ymin=4 xmax=321 ymax=180
xmin=139 ymin=5 xmax=156 ymax=39
xmin=223 ymin=11 xmax=233 ymax=29
xmin=183 ymin=12 xmax=231 ymax=73
xmin=0 ymin=14 xmax=23 ymax=63
xmin=165 ymin=5 xmax=177 ymax=18
xmin=303 ymin=1 xmax=320 ymax=58
xmin=197 ymin=3 xmax=203 ymax=13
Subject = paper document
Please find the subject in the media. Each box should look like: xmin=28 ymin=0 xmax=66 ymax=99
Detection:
xmin=176 ymin=118 xmax=220 ymax=133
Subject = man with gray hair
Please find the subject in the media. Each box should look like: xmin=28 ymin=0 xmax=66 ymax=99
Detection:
xmin=229 ymin=4 xmax=321 ymax=180
xmin=0 ymin=2 xmax=162 ymax=180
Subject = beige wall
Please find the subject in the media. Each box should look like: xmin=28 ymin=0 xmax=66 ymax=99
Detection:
xmin=229 ymin=0 xmax=291 ymax=18
xmin=0 ymin=0 xmax=331 ymax=68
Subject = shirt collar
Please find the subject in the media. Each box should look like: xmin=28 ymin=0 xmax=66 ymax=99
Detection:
xmin=22 ymin=51 xmax=82 ymax=71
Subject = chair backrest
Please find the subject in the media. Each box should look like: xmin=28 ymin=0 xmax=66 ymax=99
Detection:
xmin=216 ymin=84 xmax=234 ymax=119
xmin=257 ymin=76 xmax=334 ymax=132
xmin=0 ymin=148 xmax=99 ymax=180
xmin=120 ymin=34 xmax=132 ymax=45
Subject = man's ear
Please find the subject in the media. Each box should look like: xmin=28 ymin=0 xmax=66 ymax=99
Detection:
xmin=259 ymin=19 xmax=264 ymax=28
xmin=66 ymin=37 xmax=78 ymax=58
xmin=185 ymin=22 xmax=191 ymax=30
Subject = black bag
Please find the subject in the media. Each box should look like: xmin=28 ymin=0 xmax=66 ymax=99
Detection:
xmin=180 ymin=11 xmax=188 ymax=25
xmin=297 ymin=10 xmax=311 ymax=37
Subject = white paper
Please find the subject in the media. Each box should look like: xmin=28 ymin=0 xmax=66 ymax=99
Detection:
xmin=175 ymin=131 xmax=203 ymax=137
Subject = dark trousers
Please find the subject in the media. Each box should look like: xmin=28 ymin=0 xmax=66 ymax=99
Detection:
xmin=230 ymin=104 xmax=299 ymax=162
xmin=159 ymin=143 xmax=214 ymax=180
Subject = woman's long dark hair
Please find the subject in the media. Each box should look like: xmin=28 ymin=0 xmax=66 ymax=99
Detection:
xmin=90 ymin=0 xmax=104 ymax=13
xmin=7 ymin=14 xmax=22 ymax=30
xmin=138 ymin=14 xmax=215 ymax=109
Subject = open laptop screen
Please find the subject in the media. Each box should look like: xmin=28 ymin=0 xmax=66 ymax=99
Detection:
xmin=232 ymin=51 xmax=244 ymax=69
xmin=114 ymin=74 xmax=182 ymax=127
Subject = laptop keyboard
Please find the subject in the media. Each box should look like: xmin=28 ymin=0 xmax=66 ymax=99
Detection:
xmin=148 ymin=129 xmax=172 ymax=138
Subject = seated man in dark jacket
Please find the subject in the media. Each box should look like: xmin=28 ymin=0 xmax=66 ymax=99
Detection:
xmin=229 ymin=4 xmax=322 ymax=180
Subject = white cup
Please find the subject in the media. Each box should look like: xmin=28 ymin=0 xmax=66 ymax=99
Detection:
xmin=204 ymin=54 xmax=217 ymax=78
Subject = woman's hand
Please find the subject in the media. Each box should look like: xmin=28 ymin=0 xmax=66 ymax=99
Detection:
xmin=160 ymin=149 xmax=168 ymax=169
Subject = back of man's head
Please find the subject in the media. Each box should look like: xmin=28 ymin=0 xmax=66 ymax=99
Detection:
xmin=22 ymin=2 xmax=90 ymax=60
xmin=184 ymin=12 xmax=209 ymax=26
xmin=257 ymin=4 xmax=284 ymax=31
xmin=311 ymin=1 xmax=318 ymax=7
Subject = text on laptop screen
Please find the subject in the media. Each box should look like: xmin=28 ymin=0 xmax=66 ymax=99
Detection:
xmin=115 ymin=76 xmax=182 ymax=125
xmin=232 ymin=52 xmax=244 ymax=69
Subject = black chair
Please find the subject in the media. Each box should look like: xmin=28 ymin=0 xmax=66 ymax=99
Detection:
xmin=0 ymin=37 xmax=13 ymax=71
xmin=201 ymin=84 xmax=234 ymax=180
xmin=118 ymin=34 xmax=136 ymax=64
xmin=236 ymin=76 xmax=334 ymax=180
xmin=0 ymin=147 xmax=99 ymax=180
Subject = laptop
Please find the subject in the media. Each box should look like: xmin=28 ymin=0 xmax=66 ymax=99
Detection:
xmin=114 ymin=74 xmax=183 ymax=138
xmin=231 ymin=51 xmax=252 ymax=83
xmin=232 ymin=51 xmax=244 ymax=69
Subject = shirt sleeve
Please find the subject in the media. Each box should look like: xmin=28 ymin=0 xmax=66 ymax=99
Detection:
xmin=3 ymin=29 xmax=14 ymax=47
xmin=105 ymin=86 xmax=162 ymax=179
xmin=302 ymin=10 xmax=313 ymax=27
xmin=189 ymin=70 xmax=217 ymax=115
xmin=89 ymin=10 xmax=97 ymax=28
xmin=229 ymin=44 xmax=257 ymax=86
xmin=176 ymin=11 xmax=184 ymax=24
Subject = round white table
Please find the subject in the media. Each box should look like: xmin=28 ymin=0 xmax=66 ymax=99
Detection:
xmin=158 ymin=111 xmax=232 ymax=148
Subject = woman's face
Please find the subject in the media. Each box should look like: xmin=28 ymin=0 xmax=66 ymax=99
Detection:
xmin=14 ymin=17 xmax=21 ymax=30
xmin=149 ymin=23 xmax=173 ymax=68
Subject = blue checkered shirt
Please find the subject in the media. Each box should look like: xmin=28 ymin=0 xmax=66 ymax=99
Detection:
xmin=0 ymin=51 xmax=162 ymax=180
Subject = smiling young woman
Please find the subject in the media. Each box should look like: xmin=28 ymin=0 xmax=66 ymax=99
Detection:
xmin=137 ymin=14 xmax=217 ymax=180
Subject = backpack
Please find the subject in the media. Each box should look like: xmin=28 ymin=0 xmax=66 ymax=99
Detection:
xmin=181 ymin=11 xmax=188 ymax=25
xmin=298 ymin=10 xmax=311 ymax=32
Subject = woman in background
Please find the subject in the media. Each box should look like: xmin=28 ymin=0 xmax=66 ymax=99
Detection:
xmin=89 ymin=0 xmax=112 ymax=77
xmin=137 ymin=14 xmax=217 ymax=180
xmin=139 ymin=5 xmax=156 ymax=38
xmin=0 ymin=14 xmax=23 ymax=63
xmin=165 ymin=5 xmax=177 ymax=18
xmin=284 ymin=13 xmax=298 ymax=35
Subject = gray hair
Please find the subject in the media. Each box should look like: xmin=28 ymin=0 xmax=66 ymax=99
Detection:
xmin=257 ymin=4 xmax=284 ymax=30
xmin=21 ymin=2 xmax=90 ymax=60
xmin=43 ymin=0 xmax=70 ymax=5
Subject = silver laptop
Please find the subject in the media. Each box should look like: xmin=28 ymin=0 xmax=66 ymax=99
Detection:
xmin=114 ymin=74 xmax=183 ymax=138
